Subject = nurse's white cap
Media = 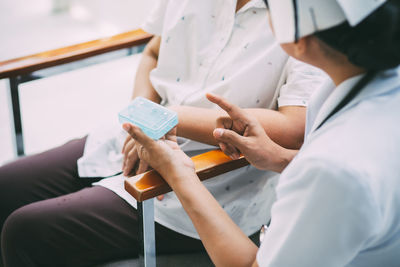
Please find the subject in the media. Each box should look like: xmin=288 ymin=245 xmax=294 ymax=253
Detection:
xmin=268 ymin=0 xmax=387 ymax=43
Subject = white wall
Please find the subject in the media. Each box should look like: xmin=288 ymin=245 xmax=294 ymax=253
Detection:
xmin=0 ymin=0 xmax=52 ymax=25
xmin=0 ymin=0 xmax=155 ymax=60
xmin=0 ymin=0 xmax=155 ymax=165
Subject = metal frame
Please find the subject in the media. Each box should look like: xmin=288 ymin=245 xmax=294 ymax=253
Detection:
xmin=8 ymin=76 xmax=22 ymax=156
xmin=137 ymin=199 xmax=156 ymax=267
xmin=7 ymin=74 xmax=42 ymax=156
xmin=5 ymin=45 xmax=145 ymax=157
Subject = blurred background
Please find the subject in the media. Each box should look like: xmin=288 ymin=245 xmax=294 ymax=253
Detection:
xmin=0 ymin=0 xmax=155 ymax=165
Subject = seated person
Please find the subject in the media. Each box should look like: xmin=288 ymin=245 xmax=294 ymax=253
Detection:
xmin=0 ymin=0 xmax=326 ymax=266
xmin=124 ymin=0 xmax=400 ymax=266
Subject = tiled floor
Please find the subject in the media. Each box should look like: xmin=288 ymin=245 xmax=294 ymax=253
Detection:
xmin=0 ymin=0 xmax=154 ymax=165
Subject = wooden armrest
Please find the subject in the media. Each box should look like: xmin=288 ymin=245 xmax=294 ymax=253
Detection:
xmin=125 ymin=150 xmax=249 ymax=202
xmin=0 ymin=29 xmax=153 ymax=79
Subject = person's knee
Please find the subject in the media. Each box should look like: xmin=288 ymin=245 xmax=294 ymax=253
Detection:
xmin=0 ymin=162 xmax=28 ymax=229
xmin=1 ymin=205 xmax=46 ymax=266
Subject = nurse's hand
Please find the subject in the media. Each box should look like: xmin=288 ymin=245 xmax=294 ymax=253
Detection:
xmin=122 ymin=123 xmax=196 ymax=185
xmin=207 ymin=93 xmax=292 ymax=173
xmin=121 ymin=135 xmax=150 ymax=177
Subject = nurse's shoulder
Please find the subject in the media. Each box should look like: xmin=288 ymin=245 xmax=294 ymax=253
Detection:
xmin=279 ymin=69 xmax=400 ymax=254
xmin=303 ymin=68 xmax=400 ymax=184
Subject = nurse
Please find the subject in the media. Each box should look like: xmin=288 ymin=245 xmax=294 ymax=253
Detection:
xmin=123 ymin=0 xmax=400 ymax=266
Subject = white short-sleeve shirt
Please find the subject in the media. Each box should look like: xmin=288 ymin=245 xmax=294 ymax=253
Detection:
xmin=79 ymin=0 xmax=328 ymax=239
xmin=144 ymin=0 xmax=323 ymax=110
xmin=257 ymin=68 xmax=400 ymax=266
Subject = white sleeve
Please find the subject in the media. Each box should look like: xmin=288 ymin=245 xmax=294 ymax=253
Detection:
xmin=277 ymin=58 xmax=330 ymax=107
xmin=142 ymin=0 xmax=170 ymax=35
xmin=256 ymin=158 xmax=379 ymax=267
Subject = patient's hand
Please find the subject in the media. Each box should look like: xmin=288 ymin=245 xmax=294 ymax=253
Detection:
xmin=123 ymin=124 xmax=196 ymax=185
xmin=122 ymin=135 xmax=150 ymax=177
xmin=207 ymin=93 xmax=294 ymax=173
xmin=121 ymin=135 xmax=165 ymax=200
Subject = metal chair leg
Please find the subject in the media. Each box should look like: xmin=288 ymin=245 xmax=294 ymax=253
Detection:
xmin=7 ymin=76 xmax=24 ymax=156
xmin=137 ymin=199 xmax=156 ymax=267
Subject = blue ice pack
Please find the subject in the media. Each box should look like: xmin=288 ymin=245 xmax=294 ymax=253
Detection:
xmin=118 ymin=97 xmax=178 ymax=140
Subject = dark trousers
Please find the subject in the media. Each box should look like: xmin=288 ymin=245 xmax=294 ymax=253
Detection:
xmin=0 ymin=138 xmax=204 ymax=267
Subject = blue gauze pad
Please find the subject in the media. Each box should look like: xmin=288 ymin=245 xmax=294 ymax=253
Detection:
xmin=118 ymin=97 xmax=178 ymax=140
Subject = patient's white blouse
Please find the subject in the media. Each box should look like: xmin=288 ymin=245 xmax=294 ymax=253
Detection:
xmin=78 ymin=0 xmax=328 ymax=239
xmin=257 ymin=69 xmax=400 ymax=266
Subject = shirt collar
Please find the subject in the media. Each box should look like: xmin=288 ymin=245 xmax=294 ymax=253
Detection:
xmin=237 ymin=0 xmax=267 ymax=14
xmin=310 ymin=67 xmax=400 ymax=133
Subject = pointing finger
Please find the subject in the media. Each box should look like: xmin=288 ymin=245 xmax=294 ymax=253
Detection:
xmin=206 ymin=93 xmax=250 ymax=122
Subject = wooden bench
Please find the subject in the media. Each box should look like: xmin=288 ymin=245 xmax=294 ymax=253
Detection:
xmin=0 ymin=29 xmax=152 ymax=156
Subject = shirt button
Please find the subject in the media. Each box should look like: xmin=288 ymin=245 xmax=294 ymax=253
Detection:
xmin=259 ymin=224 xmax=268 ymax=244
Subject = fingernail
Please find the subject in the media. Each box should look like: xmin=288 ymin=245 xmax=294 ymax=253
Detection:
xmin=123 ymin=124 xmax=131 ymax=131
xmin=214 ymin=128 xmax=224 ymax=138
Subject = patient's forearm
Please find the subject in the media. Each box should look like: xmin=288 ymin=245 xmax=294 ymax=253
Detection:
xmin=171 ymin=175 xmax=258 ymax=267
xmin=131 ymin=36 xmax=161 ymax=103
xmin=172 ymin=106 xmax=306 ymax=150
